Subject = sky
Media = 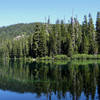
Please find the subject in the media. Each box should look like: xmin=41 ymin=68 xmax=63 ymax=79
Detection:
xmin=0 ymin=0 xmax=100 ymax=27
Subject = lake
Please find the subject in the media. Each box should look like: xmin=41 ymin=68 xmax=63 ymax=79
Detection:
xmin=0 ymin=59 xmax=100 ymax=100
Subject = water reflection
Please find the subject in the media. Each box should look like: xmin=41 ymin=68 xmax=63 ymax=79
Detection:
xmin=0 ymin=60 xmax=100 ymax=100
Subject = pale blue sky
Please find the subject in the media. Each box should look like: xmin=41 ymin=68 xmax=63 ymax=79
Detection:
xmin=0 ymin=0 xmax=100 ymax=26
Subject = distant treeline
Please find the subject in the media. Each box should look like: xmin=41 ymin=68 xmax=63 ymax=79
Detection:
xmin=0 ymin=12 xmax=100 ymax=58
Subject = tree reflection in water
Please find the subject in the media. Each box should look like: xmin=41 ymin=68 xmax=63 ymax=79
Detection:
xmin=0 ymin=59 xmax=100 ymax=100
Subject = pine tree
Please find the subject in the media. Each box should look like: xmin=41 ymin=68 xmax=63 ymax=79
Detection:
xmin=11 ymin=41 xmax=17 ymax=58
xmin=24 ymin=39 xmax=29 ymax=57
xmin=55 ymin=20 xmax=61 ymax=54
xmin=6 ymin=40 xmax=12 ymax=58
xmin=28 ymin=34 xmax=33 ymax=57
xmin=67 ymin=37 xmax=74 ymax=57
xmin=32 ymin=24 xmax=41 ymax=58
xmin=74 ymin=18 xmax=82 ymax=53
xmin=96 ymin=12 xmax=100 ymax=53
xmin=81 ymin=33 xmax=89 ymax=54
xmin=49 ymin=25 xmax=57 ymax=57
xmin=81 ymin=15 xmax=89 ymax=54
xmin=37 ymin=25 xmax=47 ymax=57
xmin=60 ymin=20 xmax=67 ymax=54
xmin=88 ymin=14 xmax=96 ymax=54
xmin=17 ymin=41 xmax=23 ymax=58
xmin=32 ymin=24 xmax=47 ymax=57
xmin=71 ymin=17 xmax=75 ymax=49
xmin=67 ymin=17 xmax=75 ymax=55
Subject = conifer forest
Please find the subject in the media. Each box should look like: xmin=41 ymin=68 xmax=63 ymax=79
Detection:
xmin=0 ymin=12 xmax=100 ymax=58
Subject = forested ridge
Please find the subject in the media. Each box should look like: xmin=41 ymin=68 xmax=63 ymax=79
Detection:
xmin=0 ymin=12 xmax=100 ymax=58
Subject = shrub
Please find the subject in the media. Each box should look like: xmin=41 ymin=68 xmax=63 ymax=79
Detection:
xmin=54 ymin=55 xmax=69 ymax=60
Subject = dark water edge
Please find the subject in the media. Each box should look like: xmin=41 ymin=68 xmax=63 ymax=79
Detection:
xmin=0 ymin=60 xmax=100 ymax=100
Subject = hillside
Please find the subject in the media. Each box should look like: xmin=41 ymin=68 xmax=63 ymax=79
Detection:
xmin=0 ymin=23 xmax=42 ymax=39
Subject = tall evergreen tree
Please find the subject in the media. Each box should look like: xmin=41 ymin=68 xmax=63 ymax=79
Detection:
xmin=60 ymin=20 xmax=67 ymax=54
xmin=24 ymin=39 xmax=29 ymax=57
xmin=67 ymin=37 xmax=74 ymax=57
xmin=74 ymin=18 xmax=82 ymax=53
xmin=81 ymin=15 xmax=89 ymax=53
xmin=32 ymin=24 xmax=41 ymax=58
xmin=88 ymin=14 xmax=97 ymax=54
xmin=49 ymin=25 xmax=57 ymax=57
xmin=67 ymin=18 xmax=75 ymax=56
xmin=55 ymin=20 xmax=61 ymax=54
xmin=17 ymin=41 xmax=23 ymax=58
xmin=37 ymin=25 xmax=47 ymax=57
xmin=96 ymin=12 xmax=100 ymax=53
xmin=11 ymin=41 xmax=17 ymax=58
xmin=28 ymin=34 xmax=33 ymax=57
xmin=32 ymin=24 xmax=47 ymax=57
xmin=71 ymin=17 xmax=75 ymax=49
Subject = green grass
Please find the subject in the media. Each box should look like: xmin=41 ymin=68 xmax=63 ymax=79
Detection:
xmin=71 ymin=54 xmax=100 ymax=59
xmin=54 ymin=55 xmax=69 ymax=60
xmin=4 ymin=54 xmax=100 ymax=64
xmin=36 ymin=54 xmax=100 ymax=65
xmin=36 ymin=56 xmax=53 ymax=60
xmin=36 ymin=54 xmax=100 ymax=62
xmin=37 ymin=55 xmax=69 ymax=61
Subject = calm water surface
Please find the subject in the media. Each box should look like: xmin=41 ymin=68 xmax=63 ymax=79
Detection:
xmin=0 ymin=60 xmax=100 ymax=100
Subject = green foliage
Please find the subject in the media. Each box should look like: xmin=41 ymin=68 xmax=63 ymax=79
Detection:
xmin=88 ymin=14 xmax=96 ymax=54
xmin=31 ymin=24 xmax=47 ymax=58
xmin=1 ymin=59 xmax=100 ymax=96
xmin=0 ymin=13 xmax=99 ymax=59
xmin=72 ymin=54 xmax=100 ymax=59
xmin=81 ymin=15 xmax=89 ymax=54
xmin=96 ymin=12 xmax=100 ymax=52
xmin=37 ymin=55 xmax=69 ymax=61
xmin=67 ymin=38 xmax=74 ymax=57
xmin=37 ymin=56 xmax=53 ymax=60
xmin=54 ymin=55 xmax=69 ymax=60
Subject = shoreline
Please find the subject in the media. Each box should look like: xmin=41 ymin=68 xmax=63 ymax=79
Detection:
xmin=2 ymin=54 xmax=100 ymax=62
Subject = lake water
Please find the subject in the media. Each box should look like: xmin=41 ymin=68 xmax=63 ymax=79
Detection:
xmin=0 ymin=60 xmax=100 ymax=100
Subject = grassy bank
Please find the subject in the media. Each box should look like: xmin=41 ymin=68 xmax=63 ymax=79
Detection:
xmin=71 ymin=54 xmax=100 ymax=59
xmin=2 ymin=55 xmax=100 ymax=66
xmin=36 ymin=54 xmax=100 ymax=61
xmin=36 ymin=55 xmax=70 ymax=61
xmin=35 ymin=54 xmax=100 ymax=65
xmin=3 ymin=54 xmax=100 ymax=64
xmin=1 ymin=57 xmax=36 ymax=63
